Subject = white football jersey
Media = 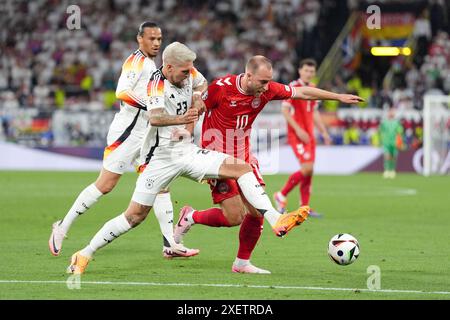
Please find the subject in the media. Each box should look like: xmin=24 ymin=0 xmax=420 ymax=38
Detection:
xmin=141 ymin=67 xmax=206 ymax=161
xmin=115 ymin=49 xmax=156 ymax=117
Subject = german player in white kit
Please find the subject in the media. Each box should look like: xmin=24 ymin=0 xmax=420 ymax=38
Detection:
xmin=67 ymin=42 xmax=308 ymax=275
xmin=49 ymin=22 xmax=194 ymax=259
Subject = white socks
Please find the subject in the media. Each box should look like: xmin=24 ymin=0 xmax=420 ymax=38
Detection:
xmin=237 ymin=172 xmax=281 ymax=227
xmin=153 ymin=192 xmax=176 ymax=247
xmin=233 ymin=257 xmax=250 ymax=267
xmin=80 ymin=213 xmax=131 ymax=258
xmin=60 ymin=183 xmax=103 ymax=233
xmin=276 ymin=191 xmax=286 ymax=201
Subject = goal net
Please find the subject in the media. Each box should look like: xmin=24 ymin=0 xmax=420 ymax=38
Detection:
xmin=423 ymin=95 xmax=450 ymax=176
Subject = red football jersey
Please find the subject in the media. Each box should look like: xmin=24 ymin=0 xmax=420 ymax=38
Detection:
xmin=201 ymin=73 xmax=294 ymax=161
xmin=284 ymin=79 xmax=317 ymax=144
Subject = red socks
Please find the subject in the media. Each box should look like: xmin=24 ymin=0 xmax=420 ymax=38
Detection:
xmin=281 ymin=170 xmax=303 ymax=196
xmin=237 ymin=214 xmax=264 ymax=260
xmin=300 ymin=175 xmax=312 ymax=206
xmin=192 ymin=208 xmax=232 ymax=227
xmin=192 ymin=208 xmax=264 ymax=260
xmin=281 ymin=170 xmax=312 ymax=206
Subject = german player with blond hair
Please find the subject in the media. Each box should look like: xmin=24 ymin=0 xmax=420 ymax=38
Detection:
xmin=66 ymin=43 xmax=307 ymax=275
xmin=49 ymin=22 xmax=197 ymax=259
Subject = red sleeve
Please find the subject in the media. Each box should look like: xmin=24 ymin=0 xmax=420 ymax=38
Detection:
xmin=268 ymin=81 xmax=295 ymax=101
xmin=202 ymin=79 xmax=224 ymax=110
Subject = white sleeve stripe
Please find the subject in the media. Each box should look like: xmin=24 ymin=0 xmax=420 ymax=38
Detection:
xmin=131 ymin=52 xmax=144 ymax=68
xmin=117 ymin=89 xmax=145 ymax=106
xmin=149 ymin=73 xmax=156 ymax=95
xmin=129 ymin=91 xmax=144 ymax=101
xmin=130 ymin=55 xmax=138 ymax=68
xmin=151 ymin=74 xmax=159 ymax=96
xmin=128 ymin=91 xmax=146 ymax=105
xmin=132 ymin=55 xmax=139 ymax=68
xmin=291 ymin=86 xmax=296 ymax=98
xmin=151 ymin=73 xmax=162 ymax=96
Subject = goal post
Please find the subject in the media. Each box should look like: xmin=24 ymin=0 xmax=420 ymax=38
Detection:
xmin=423 ymin=95 xmax=450 ymax=176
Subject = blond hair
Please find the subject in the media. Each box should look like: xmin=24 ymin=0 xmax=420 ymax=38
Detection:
xmin=162 ymin=42 xmax=196 ymax=66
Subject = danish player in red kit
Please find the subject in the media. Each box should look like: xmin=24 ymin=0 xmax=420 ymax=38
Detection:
xmin=274 ymin=59 xmax=331 ymax=217
xmin=174 ymin=56 xmax=363 ymax=273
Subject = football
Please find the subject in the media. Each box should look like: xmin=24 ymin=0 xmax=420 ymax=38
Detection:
xmin=328 ymin=233 xmax=360 ymax=265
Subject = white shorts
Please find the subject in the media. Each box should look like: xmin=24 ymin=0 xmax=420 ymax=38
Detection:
xmin=103 ymin=109 xmax=148 ymax=174
xmin=132 ymin=144 xmax=229 ymax=206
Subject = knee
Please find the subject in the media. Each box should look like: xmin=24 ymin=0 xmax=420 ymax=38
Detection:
xmin=126 ymin=213 xmax=146 ymax=228
xmin=96 ymin=181 xmax=116 ymax=194
xmin=237 ymin=163 xmax=253 ymax=177
xmin=302 ymin=167 xmax=313 ymax=177
xmin=223 ymin=208 xmax=246 ymax=226
xmin=125 ymin=207 xmax=150 ymax=228
xmin=226 ymin=215 xmax=244 ymax=226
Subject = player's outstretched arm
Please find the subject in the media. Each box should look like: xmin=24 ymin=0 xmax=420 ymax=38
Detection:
xmin=293 ymin=86 xmax=364 ymax=105
xmin=149 ymin=108 xmax=198 ymax=127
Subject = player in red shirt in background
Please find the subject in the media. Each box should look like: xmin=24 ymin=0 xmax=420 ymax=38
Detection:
xmin=274 ymin=59 xmax=331 ymax=217
xmin=174 ymin=56 xmax=362 ymax=274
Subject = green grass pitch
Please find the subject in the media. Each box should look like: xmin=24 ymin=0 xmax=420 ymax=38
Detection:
xmin=0 ymin=171 xmax=449 ymax=300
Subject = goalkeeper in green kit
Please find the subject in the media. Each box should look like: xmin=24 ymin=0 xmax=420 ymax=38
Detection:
xmin=379 ymin=108 xmax=404 ymax=178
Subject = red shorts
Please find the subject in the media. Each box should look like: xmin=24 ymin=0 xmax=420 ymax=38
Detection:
xmin=289 ymin=140 xmax=316 ymax=163
xmin=207 ymin=157 xmax=265 ymax=204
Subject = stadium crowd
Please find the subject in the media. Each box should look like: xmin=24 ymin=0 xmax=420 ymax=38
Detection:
xmin=0 ymin=0 xmax=448 ymax=148
xmin=1 ymin=0 xmax=347 ymax=111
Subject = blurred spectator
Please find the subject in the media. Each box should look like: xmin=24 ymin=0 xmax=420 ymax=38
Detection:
xmin=2 ymin=91 xmax=19 ymax=111
xmin=40 ymin=126 xmax=54 ymax=147
xmin=428 ymin=0 xmax=447 ymax=36
xmin=0 ymin=66 xmax=8 ymax=90
xmin=392 ymin=84 xmax=414 ymax=110
xmin=343 ymin=121 xmax=361 ymax=145
xmin=405 ymin=63 xmax=420 ymax=89
xmin=33 ymin=79 xmax=50 ymax=109
xmin=368 ymin=86 xmax=393 ymax=109
xmin=0 ymin=0 xmax=445 ymax=149
xmin=88 ymin=90 xmax=105 ymax=111
xmin=413 ymin=9 xmax=432 ymax=65
xmin=0 ymin=0 xmax=349 ymax=112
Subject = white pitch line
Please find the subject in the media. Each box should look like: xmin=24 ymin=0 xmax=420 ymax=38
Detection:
xmin=0 ymin=280 xmax=449 ymax=296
